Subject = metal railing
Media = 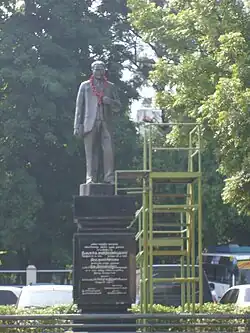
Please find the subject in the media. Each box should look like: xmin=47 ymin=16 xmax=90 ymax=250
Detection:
xmin=0 ymin=266 xmax=72 ymax=285
xmin=0 ymin=312 xmax=249 ymax=332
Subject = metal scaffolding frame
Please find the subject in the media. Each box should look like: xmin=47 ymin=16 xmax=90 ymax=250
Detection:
xmin=115 ymin=123 xmax=203 ymax=313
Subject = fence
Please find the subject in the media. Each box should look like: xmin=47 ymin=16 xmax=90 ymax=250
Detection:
xmin=0 ymin=313 xmax=249 ymax=332
xmin=0 ymin=266 xmax=72 ymax=285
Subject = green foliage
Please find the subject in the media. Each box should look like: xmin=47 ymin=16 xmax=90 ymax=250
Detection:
xmin=0 ymin=304 xmax=250 ymax=332
xmin=131 ymin=303 xmax=250 ymax=332
xmin=0 ymin=304 xmax=77 ymax=332
xmin=129 ymin=0 xmax=250 ymax=241
xmin=131 ymin=302 xmax=240 ymax=313
xmin=0 ymin=303 xmax=249 ymax=332
xmin=201 ymin=142 xmax=250 ymax=245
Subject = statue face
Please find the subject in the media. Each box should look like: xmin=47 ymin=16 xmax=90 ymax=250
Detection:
xmin=92 ymin=65 xmax=105 ymax=79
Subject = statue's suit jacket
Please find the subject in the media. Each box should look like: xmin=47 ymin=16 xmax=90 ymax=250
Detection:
xmin=74 ymin=79 xmax=120 ymax=136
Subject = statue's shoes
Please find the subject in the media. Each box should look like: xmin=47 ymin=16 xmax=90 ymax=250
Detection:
xmin=85 ymin=180 xmax=96 ymax=184
xmin=104 ymin=181 xmax=115 ymax=185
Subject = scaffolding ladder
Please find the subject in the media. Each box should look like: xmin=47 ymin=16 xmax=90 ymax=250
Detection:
xmin=115 ymin=123 xmax=203 ymax=313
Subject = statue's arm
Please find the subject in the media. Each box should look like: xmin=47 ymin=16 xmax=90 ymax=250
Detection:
xmin=106 ymin=84 xmax=121 ymax=112
xmin=74 ymin=82 xmax=85 ymax=135
xmin=111 ymin=85 xmax=121 ymax=111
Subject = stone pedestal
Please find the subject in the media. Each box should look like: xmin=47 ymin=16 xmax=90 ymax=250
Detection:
xmin=74 ymin=194 xmax=136 ymax=232
xmin=73 ymin=183 xmax=137 ymax=332
xmin=79 ymin=183 xmax=115 ymax=196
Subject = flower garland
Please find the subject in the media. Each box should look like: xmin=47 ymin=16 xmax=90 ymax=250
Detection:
xmin=89 ymin=74 xmax=108 ymax=104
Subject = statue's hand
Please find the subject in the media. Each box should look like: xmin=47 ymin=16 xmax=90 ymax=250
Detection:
xmin=74 ymin=127 xmax=82 ymax=137
xmin=102 ymin=96 xmax=112 ymax=105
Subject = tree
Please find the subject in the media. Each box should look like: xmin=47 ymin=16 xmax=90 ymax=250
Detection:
xmin=0 ymin=0 xmax=140 ymax=271
xmin=128 ymin=0 xmax=250 ymax=242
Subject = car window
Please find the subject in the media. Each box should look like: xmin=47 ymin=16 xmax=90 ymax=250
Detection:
xmin=220 ymin=290 xmax=233 ymax=304
xmin=220 ymin=289 xmax=239 ymax=304
xmin=0 ymin=290 xmax=18 ymax=305
xmin=203 ymin=263 xmax=230 ymax=284
xmin=244 ymin=288 xmax=250 ymax=302
xmin=229 ymin=289 xmax=239 ymax=303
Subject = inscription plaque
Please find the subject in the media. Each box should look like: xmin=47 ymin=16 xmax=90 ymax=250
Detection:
xmin=73 ymin=233 xmax=136 ymax=305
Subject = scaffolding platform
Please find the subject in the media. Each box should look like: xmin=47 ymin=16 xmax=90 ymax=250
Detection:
xmin=115 ymin=123 xmax=203 ymax=313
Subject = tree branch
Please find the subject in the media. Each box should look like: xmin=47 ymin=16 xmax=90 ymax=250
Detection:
xmin=130 ymin=28 xmax=163 ymax=59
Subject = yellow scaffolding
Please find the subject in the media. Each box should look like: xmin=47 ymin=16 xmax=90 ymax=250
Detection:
xmin=115 ymin=123 xmax=203 ymax=313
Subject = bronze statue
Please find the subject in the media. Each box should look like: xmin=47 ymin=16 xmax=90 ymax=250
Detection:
xmin=74 ymin=61 xmax=121 ymax=184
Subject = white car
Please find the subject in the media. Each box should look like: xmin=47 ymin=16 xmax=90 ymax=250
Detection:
xmin=220 ymin=284 xmax=250 ymax=307
xmin=0 ymin=286 xmax=21 ymax=305
xmin=17 ymin=284 xmax=73 ymax=308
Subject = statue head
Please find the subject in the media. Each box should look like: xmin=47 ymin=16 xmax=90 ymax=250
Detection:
xmin=91 ymin=60 xmax=106 ymax=80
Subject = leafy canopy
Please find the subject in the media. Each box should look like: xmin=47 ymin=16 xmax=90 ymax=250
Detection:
xmin=129 ymin=0 xmax=250 ymax=216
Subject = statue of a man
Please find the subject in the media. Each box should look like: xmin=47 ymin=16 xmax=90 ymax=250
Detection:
xmin=74 ymin=61 xmax=121 ymax=184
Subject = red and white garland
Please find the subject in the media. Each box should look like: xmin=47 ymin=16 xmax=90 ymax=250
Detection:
xmin=90 ymin=74 xmax=108 ymax=104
